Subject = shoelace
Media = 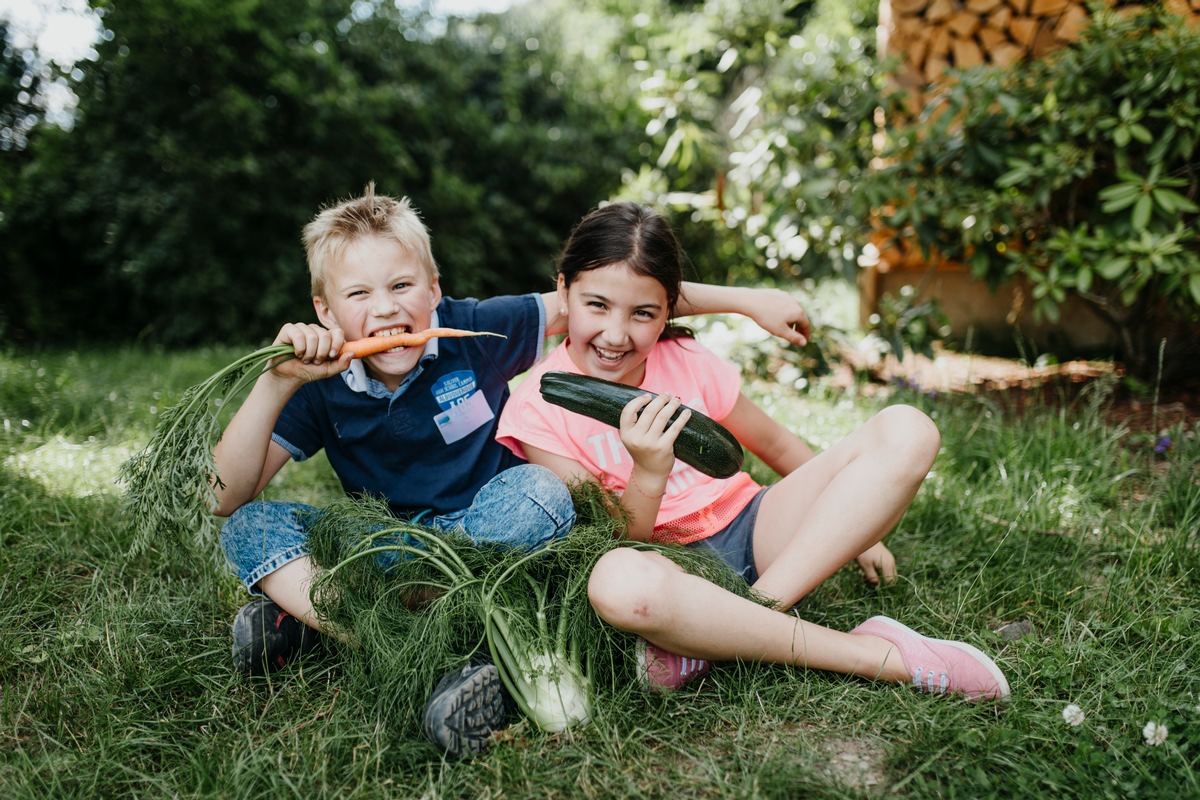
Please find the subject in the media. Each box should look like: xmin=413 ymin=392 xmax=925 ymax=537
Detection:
xmin=912 ymin=668 xmax=950 ymax=694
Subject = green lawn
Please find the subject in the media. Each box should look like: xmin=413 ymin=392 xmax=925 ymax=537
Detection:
xmin=1 ymin=344 xmax=1197 ymax=799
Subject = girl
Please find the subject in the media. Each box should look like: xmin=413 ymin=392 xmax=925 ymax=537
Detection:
xmin=496 ymin=202 xmax=1009 ymax=701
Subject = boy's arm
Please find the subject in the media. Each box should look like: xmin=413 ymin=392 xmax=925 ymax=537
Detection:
xmin=542 ymin=285 xmax=811 ymax=344
xmin=212 ymin=323 xmax=350 ymax=516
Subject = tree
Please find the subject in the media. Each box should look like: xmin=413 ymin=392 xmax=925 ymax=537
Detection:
xmin=1 ymin=0 xmax=642 ymax=346
xmin=573 ymin=0 xmax=888 ymax=287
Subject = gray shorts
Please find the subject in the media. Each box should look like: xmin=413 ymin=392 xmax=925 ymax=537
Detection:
xmin=685 ymin=486 xmax=769 ymax=584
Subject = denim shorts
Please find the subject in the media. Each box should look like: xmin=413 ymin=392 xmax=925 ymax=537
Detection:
xmin=219 ymin=463 xmax=577 ymax=593
xmin=685 ymin=486 xmax=769 ymax=584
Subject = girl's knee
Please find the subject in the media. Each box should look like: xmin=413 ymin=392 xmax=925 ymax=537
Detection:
xmin=587 ymin=549 xmax=670 ymax=630
xmin=874 ymin=404 xmax=941 ymax=466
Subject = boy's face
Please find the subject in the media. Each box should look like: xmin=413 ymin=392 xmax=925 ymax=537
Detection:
xmin=313 ymin=235 xmax=441 ymax=390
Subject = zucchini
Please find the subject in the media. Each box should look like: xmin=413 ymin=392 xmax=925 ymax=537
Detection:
xmin=538 ymin=371 xmax=744 ymax=479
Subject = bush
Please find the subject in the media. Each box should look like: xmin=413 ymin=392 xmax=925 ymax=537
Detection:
xmin=868 ymin=4 xmax=1200 ymax=378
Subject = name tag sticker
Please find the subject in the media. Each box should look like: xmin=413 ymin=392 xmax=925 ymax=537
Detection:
xmin=433 ymin=389 xmax=494 ymax=445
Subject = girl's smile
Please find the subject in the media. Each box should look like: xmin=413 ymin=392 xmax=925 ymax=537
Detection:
xmin=558 ymin=262 xmax=669 ymax=386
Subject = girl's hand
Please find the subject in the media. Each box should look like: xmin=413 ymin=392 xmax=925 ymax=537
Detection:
xmin=619 ymin=392 xmax=691 ymax=479
xmin=269 ymin=323 xmax=350 ymax=383
xmin=855 ymin=542 xmax=897 ymax=586
xmin=748 ymin=289 xmax=811 ymax=346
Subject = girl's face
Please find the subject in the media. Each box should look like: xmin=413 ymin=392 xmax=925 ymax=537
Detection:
xmin=557 ymin=262 xmax=669 ymax=386
xmin=313 ymin=234 xmax=442 ymax=391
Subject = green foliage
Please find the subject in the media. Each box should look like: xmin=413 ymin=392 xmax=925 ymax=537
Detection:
xmin=866 ymin=285 xmax=951 ymax=361
xmin=599 ymin=0 xmax=886 ymax=286
xmin=869 ymin=4 xmax=1200 ymax=377
xmin=0 ymin=23 xmax=42 ymax=338
xmin=0 ymin=0 xmax=641 ymax=347
xmin=0 ymin=21 xmax=43 ymax=153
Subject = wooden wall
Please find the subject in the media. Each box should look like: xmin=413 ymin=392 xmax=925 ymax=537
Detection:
xmin=879 ymin=0 xmax=1200 ymax=111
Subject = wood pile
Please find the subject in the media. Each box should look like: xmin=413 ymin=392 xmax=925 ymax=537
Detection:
xmin=879 ymin=0 xmax=1200 ymax=112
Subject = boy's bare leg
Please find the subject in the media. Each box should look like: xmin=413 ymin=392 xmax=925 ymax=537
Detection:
xmin=258 ymin=555 xmax=328 ymax=633
xmin=232 ymin=556 xmax=330 ymax=676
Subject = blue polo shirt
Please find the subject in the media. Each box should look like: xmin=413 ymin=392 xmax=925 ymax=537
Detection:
xmin=271 ymin=294 xmax=545 ymax=518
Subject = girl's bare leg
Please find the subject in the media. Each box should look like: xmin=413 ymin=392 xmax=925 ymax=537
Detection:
xmin=588 ymin=548 xmax=908 ymax=682
xmin=751 ymin=404 xmax=940 ymax=607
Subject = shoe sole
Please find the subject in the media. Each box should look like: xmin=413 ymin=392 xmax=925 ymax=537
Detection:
xmin=423 ymin=664 xmax=507 ymax=758
xmin=864 ymin=616 xmax=1012 ymax=701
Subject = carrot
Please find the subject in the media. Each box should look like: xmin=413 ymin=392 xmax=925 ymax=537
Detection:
xmin=340 ymin=327 xmax=505 ymax=358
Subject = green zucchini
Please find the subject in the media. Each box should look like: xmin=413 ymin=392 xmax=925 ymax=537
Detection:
xmin=538 ymin=371 xmax=744 ymax=479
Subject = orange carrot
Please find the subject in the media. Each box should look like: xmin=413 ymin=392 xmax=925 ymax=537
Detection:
xmin=340 ymin=327 xmax=505 ymax=358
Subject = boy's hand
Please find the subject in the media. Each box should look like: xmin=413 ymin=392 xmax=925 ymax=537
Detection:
xmin=619 ymin=392 xmax=690 ymax=480
xmin=855 ymin=542 xmax=897 ymax=586
xmin=749 ymin=289 xmax=811 ymax=347
xmin=269 ymin=323 xmax=351 ymax=383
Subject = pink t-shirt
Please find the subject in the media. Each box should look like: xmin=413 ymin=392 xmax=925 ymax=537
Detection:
xmin=496 ymin=337 xmax=762 ymax=545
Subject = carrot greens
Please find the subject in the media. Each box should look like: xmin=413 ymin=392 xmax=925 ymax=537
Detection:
xmin=118 ymin=329 xmax=503 ymax=558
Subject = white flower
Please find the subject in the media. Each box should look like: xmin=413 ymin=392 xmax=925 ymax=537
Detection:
xmin=1142 ymin=721 xmax=1168 ymax=746
xmin=1062 ymin=704 xmax=1085 ymax=727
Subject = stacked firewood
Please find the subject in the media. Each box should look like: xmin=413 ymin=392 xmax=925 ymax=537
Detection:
xmin=880 ymin=0 xmax=1200 ymax=111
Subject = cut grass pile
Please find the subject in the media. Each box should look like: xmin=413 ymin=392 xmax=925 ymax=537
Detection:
xmin=1 ymin=346 xmax=1197 ymax=799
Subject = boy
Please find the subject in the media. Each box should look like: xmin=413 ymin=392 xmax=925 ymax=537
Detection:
xmin=212 ymin=183 xmax=811 ymax=758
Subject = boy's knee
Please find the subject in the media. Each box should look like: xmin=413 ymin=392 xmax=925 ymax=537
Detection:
xmin=219 ymin=500 xmax=316 ymax=591
xmin=463 ymin=464 xmax=575 ymax=548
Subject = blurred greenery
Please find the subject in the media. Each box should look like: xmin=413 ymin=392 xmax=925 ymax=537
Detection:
xmin=6 ymin=0 xmax=1195 ymax=378
xmin=2 ymin=0 xmax=891 ymax=349
xmin=0 ymin=0 xmax=649 ymax=346
xmin=866 ymin=4 xmax=1200 ymax=379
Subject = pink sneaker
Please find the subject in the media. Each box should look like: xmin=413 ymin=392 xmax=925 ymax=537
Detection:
xmin=636 ymin=638 xmax=711 ymax=692
xmin=851 ymin=616 xmax=1011 ymax=702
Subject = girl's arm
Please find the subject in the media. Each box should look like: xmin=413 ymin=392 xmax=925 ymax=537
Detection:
xmin=718 ymin=393 xmax=816 ymax=476
xmin=676 ymin=284 xmax=810 ymax=346
xmin=541 ymin=284 xmax=810 ymax=344
xmin=615 ymin=392 xmax=690 ymax=541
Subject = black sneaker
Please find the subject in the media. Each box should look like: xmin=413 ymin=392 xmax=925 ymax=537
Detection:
xmin=423 ymin=664 xmax=508 ymax=758
xmin=232 ymin=598 xmax=324 ymax=676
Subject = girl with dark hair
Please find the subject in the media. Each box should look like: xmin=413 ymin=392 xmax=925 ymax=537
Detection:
xmin=497 ymin=202 xmax=1010 ymax=700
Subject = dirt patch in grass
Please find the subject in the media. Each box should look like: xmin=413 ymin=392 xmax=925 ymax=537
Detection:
xmin=816 ymin=735 xmax=888 ymax=791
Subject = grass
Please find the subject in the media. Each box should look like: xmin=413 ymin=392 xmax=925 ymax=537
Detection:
xmin=1 ymin=343 xmax=1198 ymax=799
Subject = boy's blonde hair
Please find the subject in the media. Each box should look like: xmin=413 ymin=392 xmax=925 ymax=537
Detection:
xmin=303 ymin=182 xmax=439 ymax=299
